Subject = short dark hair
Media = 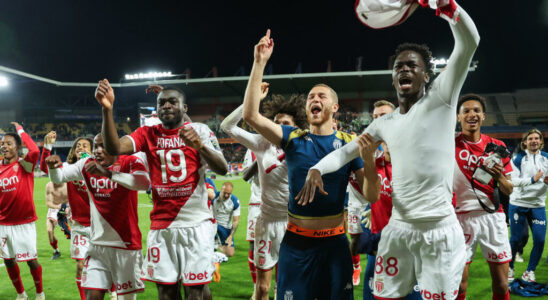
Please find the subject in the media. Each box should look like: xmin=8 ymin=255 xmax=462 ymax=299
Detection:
xmin=389 ymin=43 xmax=434 ymax=76
xmin=3 ymin=133 xmax=22 ymax=148
xmin=160 ymin=86 xmax=186 ymax=103
xmin=261 ymin=94 xmax=309 ymax=130
xmin=457 ymin=93 xmax=487 ymax=114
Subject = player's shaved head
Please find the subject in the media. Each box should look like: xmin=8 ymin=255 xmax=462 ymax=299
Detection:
xmin=157 ymin=86 xmax=188 ymax=129
xmin=221 ymin=182 xmax=233 ymax=199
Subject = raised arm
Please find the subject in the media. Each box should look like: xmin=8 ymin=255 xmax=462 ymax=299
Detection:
xmin=40 ymin=131 xmax=56 ymax=174
xmin=12 ymin=122 xmax=40 ymax=173
xmin=95 ymin=79 xmax=135 ymax=155
xmin=357 ymin=134 xmax=381 ymax=204
xmin=435 ymin=5 xmax=480 ymax=105
xmin=242 ymin=30 xmax=284 ymax=147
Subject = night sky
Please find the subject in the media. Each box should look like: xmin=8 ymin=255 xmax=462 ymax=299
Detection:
xmin=1 ymin=0 xmax=547 ymax=94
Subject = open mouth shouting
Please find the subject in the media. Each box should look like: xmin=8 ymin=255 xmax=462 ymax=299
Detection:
xmin=398 ymin=77 xmax=413 ymax=91
xmin=310 ymin=104 xmax=322 ymax=118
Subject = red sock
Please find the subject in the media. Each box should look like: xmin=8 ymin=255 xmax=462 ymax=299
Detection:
xmin=6 ymin=262 xmax=25 ymax=294
xmin=248 ymin=249 xmax=257 ymax=284
xmin=352 ymin=255 xmax=361 ymax=269
xmin=50 ymin=239 xmax=58 ymax=250
xmin=29 ymin=264 xmax=43 ymax=293
xmin=76 ymin=277 xmax=85 ymax=300
xmin=456 ymin=293 xmax=466 ymax=300
xmin=492 ymin=291 xmax=509 ymax=300
xmin=275 ymin=264 xmax=278 ymax=283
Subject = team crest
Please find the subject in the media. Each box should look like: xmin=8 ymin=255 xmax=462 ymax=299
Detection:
xmin=259 ymin=257 xmax=266 ymax=266
xmin=82 ymin=270 xmax=87 ymax=283
xmin=284 ymin=290 xmax=293 ymax=300
xmin=147 ymin=265 xmax=154 ymax=278
xmin=112 ymin=164 xmax=121 ymax=172
xmin=12 ymin=164 xmax=18 ymax=172
xmin=74 ymin=247 xmax=80 ymax=256
xmin=375 ymin=280 xmax=384 ymax=293
xmin=333 ymin=139 xmax=342 ymax=149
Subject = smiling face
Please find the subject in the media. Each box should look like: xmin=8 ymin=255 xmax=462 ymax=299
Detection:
xmin=1 ymin=135 xmax=20 ymax=161
xmin=157 ymin=89 xmax=187 ymax=128
xmin=525 ymin=132 xmax=542 ymax=153
xmin=458 ymin=100 xmax=485 ymax=133
xmin=392 ymin=50 xmax=430 ymax=98
xmin=75 ymin=139 xmax=92 ymax=159
xmin=93 ymin=134 xmax=116 ymax=168
xmin=306 ymin=85 xmax=339 ymax=126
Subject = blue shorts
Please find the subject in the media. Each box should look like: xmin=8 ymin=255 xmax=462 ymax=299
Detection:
xmin=277 ymin=231 xmax=353 ymax=300
xmin=217 ymin=224 xmax=234 ymax=247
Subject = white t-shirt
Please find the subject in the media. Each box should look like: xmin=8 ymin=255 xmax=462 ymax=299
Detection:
xmin=312 ymin=7 xmax=480 ymax=222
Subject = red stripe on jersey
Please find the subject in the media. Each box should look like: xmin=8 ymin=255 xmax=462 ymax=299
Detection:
xmin=82 ymin=155 xmax=145 ymax=249
xmin=371 ymin=156 xmax=393 ymax=234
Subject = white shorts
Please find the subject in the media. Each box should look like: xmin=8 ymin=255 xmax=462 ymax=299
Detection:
xmin=47 ymin=208 xmax=59 ymax=222
xmin=71 ymin=222 xmax=91 ymax=260
xmin=457 ymin=211 xmax=511 ymax=264
xmin=347 ymin=205 xmax=367 ymax=235
xmin=141 ymin=220 xmax=216 ymax=286
xmin=247 ymin=204 xmax=261 ymax=242
xmin=82 ymin=244 xmax=144 ymax=295
xmin=373 ymin=215 xmax=466 ymax=299
xmin=0 ymin=222 xmax=38 ymax=262
xmin=254 ymin=214 xmax=287 ymax=271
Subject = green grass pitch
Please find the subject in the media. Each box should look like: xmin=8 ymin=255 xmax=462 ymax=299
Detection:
xmin=1 ymin=176 xmax=547 ymax=299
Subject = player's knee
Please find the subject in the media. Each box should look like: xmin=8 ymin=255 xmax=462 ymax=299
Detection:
xmin=492 ymin=279 xmax=508 ymax=294
xmin=4 ymin=259 xmax=16 ymax=268
xmin=26 ymin=259 xmax=40 ymax=269
xmin=257 ymin=280 xmax=271 ymax=295
xmin=226 ymin=247 xmax=235 ymax=257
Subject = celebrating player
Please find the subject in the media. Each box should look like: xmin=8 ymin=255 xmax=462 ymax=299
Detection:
xmin=242 ymin=30 xmax=366 ymax=299
xmin=299 ymin=3 xmax=480 ymax=298
xmin=222 ymin=82 xmax=308 ymax=299
xmin=45 ymin=180 xmax=68 ymax=260
xmin=0 ymin=122 xmax=44 ymax=300
xmin=508 ymin=128 xmax=548 ymax=282
xmin=453 ymin=94 xmax=513 ymax=300
xmin=95 ymin=79 xmax=228 ymax=300
xmin=40 ymin=131 xmax=94 ymax=300
xmin=241 ymin=148 xmax=261 ymax=289
xmin=47 ymin=133 xmax=150 ymax=300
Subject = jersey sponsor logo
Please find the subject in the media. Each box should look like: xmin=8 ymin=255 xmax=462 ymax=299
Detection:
xmin=12 ymin=164 xmax=18 ymax=172
xmin=259 ymin=256 xmax=266 ymax=266
xmin=458 ymin=149 xmax=487 ymax=170
xmin=0 ymin=175 xmax=19 ymax=189
xmin=183 ymin=270 xmax=209 ymax=281
xmin=532 ymin=219 xmax=547 ymax=226
xmin=156 ymin=137 xmax=185 ymax=149
xmin=89 ymin=177 xmax=118 ymax=193
xmin=488 ymin=251 xmax=509 ymax=261
xmin=115 ymin=280 xmax=134 ymax=291
xmin=420 ymin=289 xmax=447 ymax=300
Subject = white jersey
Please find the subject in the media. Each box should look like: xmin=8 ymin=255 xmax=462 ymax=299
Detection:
xmin=347 ymin=176 xmax=367 ymax=210
xmin=509 ymin=150 xmax=548 ymax=208
xmin=222 ymin=106 xmax=290 ymax=219
xmin=311 ymin=8 xmax=480 ymax=222
xmin=212 ymin=193 xmax=241 ymax=228
xmin=243 ymin=149 xmax=262 ymax=205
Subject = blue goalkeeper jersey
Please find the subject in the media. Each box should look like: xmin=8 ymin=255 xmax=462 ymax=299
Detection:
xmin=281 ymin=125 xmax=363 ymax=219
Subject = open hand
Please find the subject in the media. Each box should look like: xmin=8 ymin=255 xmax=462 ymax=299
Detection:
xmin=294 ymin=169 xmax=327 ymax=206
xmin=95 ymin=79 xmax=115 ymax=110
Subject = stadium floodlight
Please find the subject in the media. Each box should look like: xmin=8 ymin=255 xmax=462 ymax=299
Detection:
xmin=124 ymin=71 xmax=173 ymax=81
xmin=0 ymin=76 xmax=8 ymax=87
xmin=431 ymin=58 xmax=447 ymax=69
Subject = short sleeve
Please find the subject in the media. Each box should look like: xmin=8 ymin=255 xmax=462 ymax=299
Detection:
xmin=232 ymin=195 xmax=240 ymax=210
xmin=127 ymin=155 xmax=148 ymax=174
xmin=195 ymin=123 xmax=222 ymax=154
xmin=243 ymin=149 xmax=255 ymax=169
xmin=128 ymin=126 xmax=148 ymax=153
xmin=280 ymin=125 xmax=298 ymax=150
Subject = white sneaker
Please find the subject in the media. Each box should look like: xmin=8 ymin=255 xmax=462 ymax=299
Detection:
xmin=15 ymin=292 xmax=28 ymax=300
xmin=213 ymin=251 xmax=228 ymax=263
xmin=508 ymin=268 xmax=514 ymax=282
xmin=35 ymin=292 xmax=45 ymax=300
xmin=515 ymin=252 xmax=524 ymax=263
xmin=522 ymin=270 xmax=536 ymax=282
